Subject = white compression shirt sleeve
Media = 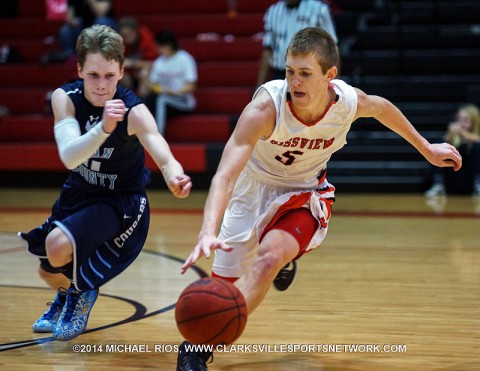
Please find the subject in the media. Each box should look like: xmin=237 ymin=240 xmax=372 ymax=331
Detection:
xmin=54 ymin=117 xmax=111 ymax=170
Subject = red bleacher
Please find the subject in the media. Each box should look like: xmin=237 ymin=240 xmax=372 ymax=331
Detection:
xmin=0 ymin=0 xmax=276 ymax=177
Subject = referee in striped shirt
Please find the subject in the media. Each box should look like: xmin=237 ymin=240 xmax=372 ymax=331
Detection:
xmin=256 ymin=0 xmax=338 ymax=87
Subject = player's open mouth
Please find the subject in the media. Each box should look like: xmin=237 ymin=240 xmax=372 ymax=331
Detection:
xmin=293 ymin=92 xmax=305 ymax=98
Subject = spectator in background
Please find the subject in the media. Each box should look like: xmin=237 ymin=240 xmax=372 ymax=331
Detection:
xmin=0 ymin=105 xmax=9 ymax=118
xmin=118 ymin=16 xmax=158 ymax=98
xmin=226 ymin=0 xmax=238 ymax=18
xmin=40 ymin=0 xmax=117 ymax=64
xmin=146 ymin=30 xmax=197 ymax=135
xmin=256 ymin=0 xmax=338 ymax=87
xmin=425 ymin=103 xmax=480 ymax=198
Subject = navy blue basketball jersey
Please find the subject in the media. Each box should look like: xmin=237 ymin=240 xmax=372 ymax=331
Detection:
xmin=60 ymin=80 xmax=151 ymax=193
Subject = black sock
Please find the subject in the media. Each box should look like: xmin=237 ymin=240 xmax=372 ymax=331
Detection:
xmin=57 ymin=261 xmax=73 ymax=280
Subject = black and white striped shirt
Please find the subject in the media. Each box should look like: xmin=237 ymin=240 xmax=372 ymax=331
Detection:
xmin=263 ymin=0 xmax=338 ymax=70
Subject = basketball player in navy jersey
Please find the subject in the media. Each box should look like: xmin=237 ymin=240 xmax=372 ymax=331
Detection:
xmin=18 ymin=24 xmax=192 ymax=341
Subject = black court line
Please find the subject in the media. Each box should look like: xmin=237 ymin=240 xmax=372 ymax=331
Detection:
xmin=0 ymin=248 xmax=208 ymax=352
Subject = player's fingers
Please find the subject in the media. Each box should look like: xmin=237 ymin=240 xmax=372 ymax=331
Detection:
xmin=182 ymin=243 xmax=209 ymax=271
xmin=179 ymin=177 xmax=192 ymax=187
xmin=105 ymin=100 xmax=124 ymax=111
xmin=110 ymin=99 xmax=125 ymax=107
xmin=213 ymin=241 xmax=233 ymax=252
xmin=172 ymin=186 xmax=188 ymax=199
xmin=453 ymin=156 xmax=462 ymax=171
xmin=175 ymin=179 xmax=192 ymax=195
xmin=180 ymin=181 xmax=192 ymax=194
xmin=170 ymin=177 xmax=192 ymax=198
xmin=181 ymin=260 xmax=192 ymax=274
xmin=452 ymin=146 xmax=461 ymax=157
xmin=202 ymin=245 xmax=211 ymax=259
xmin=177 ymin=177 xmax=192 ymax=189
xmin=191 ymin=245 xmax=207 ymax=263
xmin=181 ymin=251 xmax=198 ymax=274
xmin=180 ymin=263 xmax=189 ymax=274
xmin=446 ymin=149 xmax=462 ymax=171
xmin=177 ymin=175 xmax=191 ymax=184
xmin=444 ymin=158 xmax=461 ymax=171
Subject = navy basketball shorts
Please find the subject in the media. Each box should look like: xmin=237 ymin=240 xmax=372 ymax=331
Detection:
xmin=23 ymin=187 xmax=150 ymax=291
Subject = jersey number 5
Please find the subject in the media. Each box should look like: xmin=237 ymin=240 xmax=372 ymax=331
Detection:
xmin=275 ymin=150 xmax=304 ymax=166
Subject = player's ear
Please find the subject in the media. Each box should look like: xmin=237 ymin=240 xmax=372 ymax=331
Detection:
xmin=77 ymin=63 xmax=83 ymax=79
xmin=326 ymin=66 xmax=337 ymax=81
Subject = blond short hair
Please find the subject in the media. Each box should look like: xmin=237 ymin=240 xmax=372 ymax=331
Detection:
xmin=286 ymin=27 xmax=339 ymax=74
xmin=76 ymin=24 xmax=125 ymax=68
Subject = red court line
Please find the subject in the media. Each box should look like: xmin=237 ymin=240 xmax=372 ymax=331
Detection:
xmin=0 ymin=207 xmax=478 ymax=218
xmin=333 ymin=210 xmax=479 ymax=218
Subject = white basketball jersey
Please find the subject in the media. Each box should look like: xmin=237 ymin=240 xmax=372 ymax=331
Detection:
xmin=245 ymin=79 xmax=358 ymax=188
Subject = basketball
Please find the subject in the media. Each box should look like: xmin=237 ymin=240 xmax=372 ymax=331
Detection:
xmin=175 ymin=277 xmax=247 ymax=345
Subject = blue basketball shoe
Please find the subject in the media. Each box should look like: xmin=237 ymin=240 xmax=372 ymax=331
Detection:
xmin=53 ymin=284 xmax=99 ymax=341
xmin=32 ymin=289 xmax=67 ymax=333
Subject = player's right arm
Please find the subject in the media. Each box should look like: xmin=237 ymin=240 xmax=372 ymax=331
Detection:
xmin=51 ymin=88 xmax=115 ymax=170
xmin=181 ymin=89 xmax=277 ymax=273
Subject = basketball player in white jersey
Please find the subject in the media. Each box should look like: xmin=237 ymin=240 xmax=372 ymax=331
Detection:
xmin=176 ymin=27 xmax=461 ymax=371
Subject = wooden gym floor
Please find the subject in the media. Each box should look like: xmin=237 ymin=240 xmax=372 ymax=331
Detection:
xmin=0 ymin=188 xmax=479 ymax=370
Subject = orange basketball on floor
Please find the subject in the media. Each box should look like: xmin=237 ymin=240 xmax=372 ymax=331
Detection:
xmin=175 ymin=277 xmax=247 ymax=345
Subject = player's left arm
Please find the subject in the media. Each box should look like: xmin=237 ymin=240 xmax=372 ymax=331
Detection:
xmin=353 ymin=88 xmax=462 ymax=171
xmin=128 ymin=103 xmax=192 ymax=198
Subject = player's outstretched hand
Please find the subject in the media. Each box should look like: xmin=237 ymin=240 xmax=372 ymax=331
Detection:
xmin=426 ymin=143 xmax=462 ymax=171
xmin=181 ymin=234 xmax=233 ymax=274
